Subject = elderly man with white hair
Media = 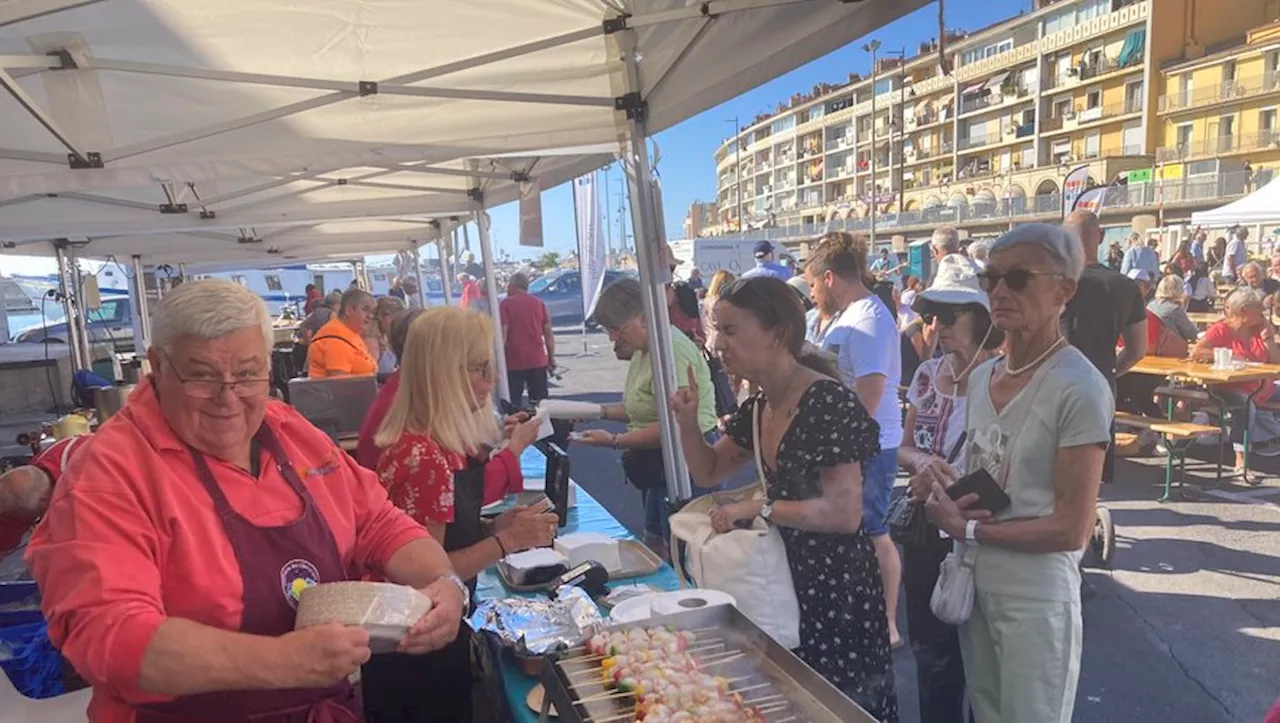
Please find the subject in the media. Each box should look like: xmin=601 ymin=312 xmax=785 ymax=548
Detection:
xmin=27 ymin=279 xmax=466 ymax=723
xmin=966 ymin=239 xmax=989 ymax=269
xmin=926 ymin=223 xmax=1112 ymax=723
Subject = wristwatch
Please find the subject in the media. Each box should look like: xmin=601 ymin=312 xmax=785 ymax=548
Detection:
xmin=445 ymin=573 xmax=471 ymax=613
xmin=759 ymin=500 xmax=775 ymax=523
xmin=964 ymin=519 xmax=981 ymax=546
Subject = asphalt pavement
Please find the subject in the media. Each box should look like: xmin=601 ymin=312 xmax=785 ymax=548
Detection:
xmin=545 ymin=327 xmax=1280 ymax=723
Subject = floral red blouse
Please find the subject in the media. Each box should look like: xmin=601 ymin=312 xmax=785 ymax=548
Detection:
xmin=376 ymin=433 xmax=466 ymax=525
xmin=375 ymin=432 xmax=527 ymax=526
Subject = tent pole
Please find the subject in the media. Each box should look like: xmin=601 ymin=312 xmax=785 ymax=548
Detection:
xmin=473 ymin=208 xmax=511 ymax=402
xmin=442 ymin=230 xmax=456 ymax=307
xmin=53 ymin=242 xmax=86 ymax=372
xmin=412 ymin=243 xmax=427 ymax=308
xmin=619 ymin=37 xmax=693 ymax=505
xmin=130 ymin=255 xmax=152 ymax=352
xmin=70 ymin=254 xmax=94 ymax=374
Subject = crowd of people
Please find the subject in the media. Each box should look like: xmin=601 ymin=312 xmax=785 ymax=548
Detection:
xmin=4 ymin=212 xmax=1280 ymax=723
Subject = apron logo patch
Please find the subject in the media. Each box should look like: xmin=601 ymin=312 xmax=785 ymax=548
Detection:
xmin=300 ymin=454 xmax=341 ymax=479
xmin=280 ymin=558 xmax=321 ymax=608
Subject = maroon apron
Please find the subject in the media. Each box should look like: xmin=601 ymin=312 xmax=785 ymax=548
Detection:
xmin=137 ymin=425 xmax=361 ymax=723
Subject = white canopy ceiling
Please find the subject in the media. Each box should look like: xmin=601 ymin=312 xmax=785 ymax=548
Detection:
xmin=1190 ymin=176 xmax=1280 ymax=227
xmin=0 ymin=0 xmax=929 ymax=262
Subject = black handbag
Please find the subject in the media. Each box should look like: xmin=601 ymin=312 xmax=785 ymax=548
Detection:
xmin=704 ymin=351 xmax=738 ymax=418
xmin=621 ymin=448 xmax=668 ymax=491
xmin=888 ymin=431 xmax=966 ymax=547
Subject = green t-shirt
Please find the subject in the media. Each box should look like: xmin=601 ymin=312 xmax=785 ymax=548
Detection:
xmin=624 ymin=326 xmax=718 ymax=435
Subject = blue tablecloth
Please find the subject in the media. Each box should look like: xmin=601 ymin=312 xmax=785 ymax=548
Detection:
xmin=478 ymin=447 xmax=681 ymax=722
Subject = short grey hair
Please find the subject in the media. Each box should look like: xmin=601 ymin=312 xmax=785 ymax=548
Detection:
xmin=1226 ymin=287 xmax=1265 ymax=315
xmin=931 ymin=227 xmax=960 ymax=253
xmin=988 ymin=223 xmax=1086 ymax=280
xmin=339 ymin=288 xmax=373 ymax=315
xmin=152 ymin=279 xmax=273 ymax=355
xmin=1242 ymin=261 xmax=1265 ymax=278
xmin=967 ymin=239 xmax=989 ymax=262
xmin=591 ymin=277 xmax=644 ymax=331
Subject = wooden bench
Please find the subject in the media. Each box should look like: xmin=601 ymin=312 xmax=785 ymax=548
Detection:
xmin=1114 ymin=411 xmax=1222 ymax=501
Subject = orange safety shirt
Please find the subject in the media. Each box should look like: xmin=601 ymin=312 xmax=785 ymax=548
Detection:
xmin=26 ymin=380 xmax=429 ymax=723
xmin=306 ymin=317 xmax=376 ymax=378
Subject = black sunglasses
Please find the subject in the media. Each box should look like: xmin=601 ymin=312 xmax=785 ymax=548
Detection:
xmin=922 ymin=307 xmax=964 ymax=327
xmin=977 ymin=269 xmax=1062 ymax=292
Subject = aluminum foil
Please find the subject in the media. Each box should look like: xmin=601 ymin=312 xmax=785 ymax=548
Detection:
xmin=468 ymin=586 xmax=604 ymax=655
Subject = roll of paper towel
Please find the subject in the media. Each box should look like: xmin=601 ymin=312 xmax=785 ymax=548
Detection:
xmin=539 ymin=399 xmax=604 ymax=420
xmin=650 ymin=589 xmax=737 ymax=617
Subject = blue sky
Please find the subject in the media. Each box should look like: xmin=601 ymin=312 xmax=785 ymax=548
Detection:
xmin=5 ymin=0 xmax=1030 ymax=275
xmin=481 ymin=0 xmax=1033 ymax=262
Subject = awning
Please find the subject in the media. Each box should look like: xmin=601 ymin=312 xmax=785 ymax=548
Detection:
xmin=937 ymin=93 xmax=955 ymax=110
xmin=961 ymin=82 xmax=987 ymax=96
xmin=984 ymin=71 xmax=1011 ymax=91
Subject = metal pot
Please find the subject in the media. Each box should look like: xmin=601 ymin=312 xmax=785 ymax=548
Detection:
xmin=121 ymin=358 xmax=146 ymax=385
xmin=93 ymin=384 xmax=135 ymax=422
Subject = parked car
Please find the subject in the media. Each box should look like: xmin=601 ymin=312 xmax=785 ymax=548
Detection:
xmin=12 ymin=295 xmax=137 ymax=350
xmin=529 ymin=269 xmax=633 ymax=325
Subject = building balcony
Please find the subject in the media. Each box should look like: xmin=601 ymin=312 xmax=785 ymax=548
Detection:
xmin=1158 ymin=72 xmax=1280 ymax=115
xmin=1044 ymin=56 xmax=1140 ymax=91
xmin=909 ymin=142 xmax=954 ymax=162
xmin=1157 ymin=129 xmax=1280 ymax=162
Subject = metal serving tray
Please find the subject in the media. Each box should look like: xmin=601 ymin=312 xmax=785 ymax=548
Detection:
xmin=537 ymin=603 xmax=879 ymax=723
xmin=496 ymin=540 xmax=663 ymax=593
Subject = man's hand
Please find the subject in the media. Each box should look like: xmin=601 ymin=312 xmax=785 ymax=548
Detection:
xmin=276 ymin=624 xmax=371 ymax=688
xmin=398 ymin=577 xmax=465 ymax=655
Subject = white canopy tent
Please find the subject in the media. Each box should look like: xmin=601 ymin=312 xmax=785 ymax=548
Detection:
xmin=0 ymin=0 xmax=931 ymax=503
xmin=1190 ymin=177 xmax=1280 ymax=226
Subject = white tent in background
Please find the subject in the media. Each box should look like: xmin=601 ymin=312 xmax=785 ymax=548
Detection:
xmin=1191 ymin=177 xmax=1280 ymax=226
xmin=0 ymin=0 xmax=931 ymax=505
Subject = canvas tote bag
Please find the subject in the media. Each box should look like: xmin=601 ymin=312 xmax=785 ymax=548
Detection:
xmin=669 ymin=401 xmax=801 ymax=649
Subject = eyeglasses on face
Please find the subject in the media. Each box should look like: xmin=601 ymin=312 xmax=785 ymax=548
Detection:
xmin=164 ymin=357 xmax=270 ymax=400
xmin=977 ymin=268 xmax=1062 ymax=292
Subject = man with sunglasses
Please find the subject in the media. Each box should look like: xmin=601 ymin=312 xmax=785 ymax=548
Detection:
xmin=1063 ymin=210 xmax=1148 ymax=484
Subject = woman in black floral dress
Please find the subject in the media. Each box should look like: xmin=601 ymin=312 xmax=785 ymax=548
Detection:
xmin=671 ymin=276 xmax=898 ymax=722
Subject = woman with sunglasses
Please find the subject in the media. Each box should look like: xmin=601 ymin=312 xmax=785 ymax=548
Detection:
xmin=926 ymin=224 xmax=1112 ymax=723
xmin=898 ymin=254 xmax=1002 ymax=723
xmin=370 ymin=307 xmax=555 ymax=723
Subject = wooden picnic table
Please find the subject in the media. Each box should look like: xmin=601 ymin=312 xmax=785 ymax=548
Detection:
xmin=1130 ymin=356 xmax=1280 ymax=385
xmin=1186 ymin=312 xmax=1223 ymax=328
xmin=1130 ymin=356 xmax=1280 ymax=494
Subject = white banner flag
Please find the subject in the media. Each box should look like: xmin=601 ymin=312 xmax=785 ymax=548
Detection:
xmin=574 ymin=172 xmax=607 ymax=319
xmin=519 ymin=178 xmax=544 ymax=247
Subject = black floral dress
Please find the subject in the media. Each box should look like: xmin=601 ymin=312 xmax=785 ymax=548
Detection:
xmin=725 ymin=380 xmax=898 ymax=723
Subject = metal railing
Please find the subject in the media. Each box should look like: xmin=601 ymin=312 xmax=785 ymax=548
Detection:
xmin=1158 ymin=72 xmax=1280 ymax=113
xmin=958 ymin=134 xmax=994 ymax=151
xmin=1044 ymin=56 xmax=1131 ymax=91
xmin=1158 ymin=129 xmax=1280 ymax=162
xmin=959 ymin=93 xmax=998 ymax=116
xmin=712 ymin=169 xmax=1251 ymax=242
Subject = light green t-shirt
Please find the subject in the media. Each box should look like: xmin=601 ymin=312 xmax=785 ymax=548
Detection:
xmin=964 ymin=347 xmax=1113 ymax=602
xmin=623 ymin=325 xmax=718 ymax=435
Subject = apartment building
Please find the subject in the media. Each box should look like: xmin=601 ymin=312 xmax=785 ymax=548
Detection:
xmin=712 ymin=0 xmax=1273 ymax=244
xmin=682 ymin=201 xmax=719 ymax=238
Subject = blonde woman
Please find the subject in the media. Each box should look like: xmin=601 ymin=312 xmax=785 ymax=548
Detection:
xmin=367 ymin=307 xmax=554 ymax=723
xmin=702 ymin=269 xmax=736 ymax=350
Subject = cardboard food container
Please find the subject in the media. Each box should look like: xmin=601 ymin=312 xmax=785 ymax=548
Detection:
xmin=295 ymin=582 xmax=433 ymax=653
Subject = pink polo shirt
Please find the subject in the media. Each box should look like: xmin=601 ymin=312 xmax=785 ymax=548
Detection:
xmin=26 ymin=379 xmax=429 ymax=723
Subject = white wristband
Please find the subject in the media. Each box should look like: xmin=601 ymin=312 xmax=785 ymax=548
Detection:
xmin=965 ymin=519 xmax=981 ymax=546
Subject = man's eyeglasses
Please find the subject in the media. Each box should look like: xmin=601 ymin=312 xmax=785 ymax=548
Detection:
xmin=165 ymin=358 xmax=270 ymax=399
xmin=977 ymin=269 xmax=1062 ymax=292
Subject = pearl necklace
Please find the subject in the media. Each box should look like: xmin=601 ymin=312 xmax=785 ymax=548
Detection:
xmin=1002 ymin=337 xmax=1066 ymax=376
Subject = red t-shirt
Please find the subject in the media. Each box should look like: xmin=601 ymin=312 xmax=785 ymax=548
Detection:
xmin=500 ymin=292 xmax=550 ymax=371
xmin=1201 ymin=320 xmax=1276 ymax=402
xmin=0 ymin=436 xmax=87 ymax=554
xmin=460 ymin=280 xmax=481 ymax=310
xmin=356 ymin=371 xmax=400 ymax=470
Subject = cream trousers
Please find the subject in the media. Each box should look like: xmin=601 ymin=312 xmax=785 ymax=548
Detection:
xmin=960 ymin=588 xmax=1082 ymax=723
